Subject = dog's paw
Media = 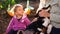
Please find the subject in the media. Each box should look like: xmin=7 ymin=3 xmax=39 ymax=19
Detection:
xmin=37 ymin=28 xmax=42 ymax=31
xmin=40 ymin=32 xmax=44 ymax=34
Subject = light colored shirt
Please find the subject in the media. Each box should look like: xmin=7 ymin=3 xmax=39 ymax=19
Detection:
xmin=46 ymin=0 xmax=60 ymax=28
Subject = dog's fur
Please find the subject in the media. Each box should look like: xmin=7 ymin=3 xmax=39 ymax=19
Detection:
xmin=26 ymin=4 xmax=51 ymax=34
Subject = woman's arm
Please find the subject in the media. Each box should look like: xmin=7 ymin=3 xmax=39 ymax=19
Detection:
xmin=42 ymin=27 xmax=47 ymax=32
xmin=50 ymin=13 xmax=60 ymax=23
xmin=37 ymin=27 xmax=47 ymax=34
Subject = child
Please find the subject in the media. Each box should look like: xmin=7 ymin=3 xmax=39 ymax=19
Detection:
xmin=5 ymin=4 xmax=31 ymax=34
xmin=26 ymin=5 xmax=51 ymax=34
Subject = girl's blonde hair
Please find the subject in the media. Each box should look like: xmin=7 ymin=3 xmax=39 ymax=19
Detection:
xmin=10 ymin=4 xmax=23 ymax=13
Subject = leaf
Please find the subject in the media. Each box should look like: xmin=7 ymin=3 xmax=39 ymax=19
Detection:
xmin=11 ymin=0 xmax=15 ymax=5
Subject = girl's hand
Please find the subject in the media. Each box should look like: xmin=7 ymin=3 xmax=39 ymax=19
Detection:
xmin=31 ymin=18 xmax=37 ymax=23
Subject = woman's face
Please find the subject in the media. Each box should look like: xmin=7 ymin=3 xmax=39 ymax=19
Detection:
xmin=39 ymin=9 xmax=50 ymax=17
xmin=15 ymin=6 xmax=24 ymax=16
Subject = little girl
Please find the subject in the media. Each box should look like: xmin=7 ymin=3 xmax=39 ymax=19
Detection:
xmin=5 ymin=4 xmax=31 ymax=34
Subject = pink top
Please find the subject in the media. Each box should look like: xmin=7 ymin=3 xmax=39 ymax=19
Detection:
xmin=6 ymin=15 xmax=31 ymax=33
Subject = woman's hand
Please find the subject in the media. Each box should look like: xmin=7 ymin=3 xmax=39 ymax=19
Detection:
xmin=42 ymin=28 xmax=47 ymax=33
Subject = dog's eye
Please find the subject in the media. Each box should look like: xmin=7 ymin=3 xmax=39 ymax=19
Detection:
xmin=48 ymin=17 xmax=50 ymax=19
xmin=48 ymin=10 xmax=50 ymax=13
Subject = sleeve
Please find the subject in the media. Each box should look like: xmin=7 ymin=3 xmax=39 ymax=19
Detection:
xmin=24 ymin=16 xmax=31 ymax=26
xmin=42 ymin=18 xmax=50 ymax=27
xmin=51 ymin=0 xmax=58 ymax=6
xmin=50 ymin=13 xmax=60 ymax=23
xmin=6 ymin=18 xmax=14 ymax=33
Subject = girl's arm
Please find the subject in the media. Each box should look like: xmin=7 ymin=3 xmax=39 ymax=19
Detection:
xmin=6 ymin=18 xmax=14 ymax=34
xmin=31 ymin=18 xmax=37 ymax=23
xmin=24 ymin=16 xmax=31 ymax=26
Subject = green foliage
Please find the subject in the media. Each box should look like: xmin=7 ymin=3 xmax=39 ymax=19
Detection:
xmin=0 ymin=0 xmax=21 ymax=10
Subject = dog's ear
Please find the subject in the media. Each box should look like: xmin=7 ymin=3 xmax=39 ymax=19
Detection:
xmin=35 ymin=10 xmax=42 ymax=17
xmin=48 ymin=10 xmax=50 ymax=13
xmin=47 ymin=5 xmax=51 ymax=13
xmin=42 ymin=5 xmax=51 ymax=9
xmin=43 ymin=5 xmax=51 ymax=13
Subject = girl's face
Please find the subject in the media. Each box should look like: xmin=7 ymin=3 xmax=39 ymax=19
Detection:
xmin=15 ymin=6 xmax=24 ymax=16
xmin=39 ymin=9 xmax=50 ymax=17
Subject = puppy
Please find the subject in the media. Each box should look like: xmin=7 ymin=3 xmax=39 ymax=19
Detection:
xmin=26 ymin=5 xmax=51 ymax=34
